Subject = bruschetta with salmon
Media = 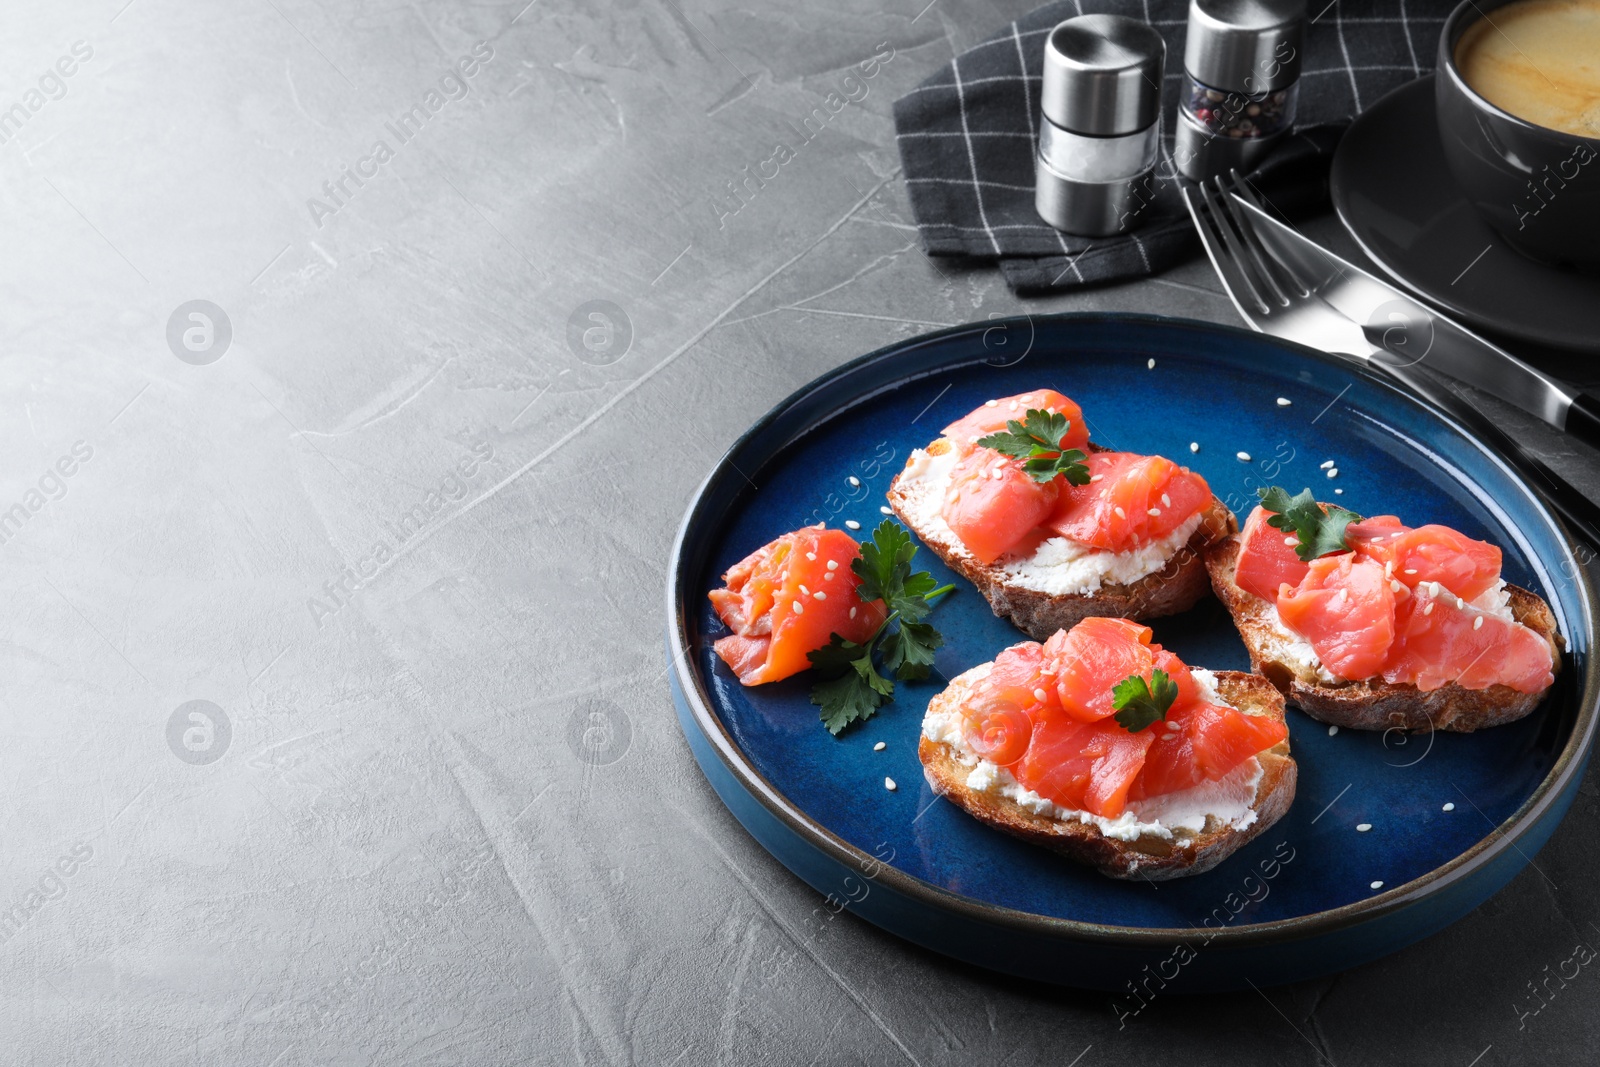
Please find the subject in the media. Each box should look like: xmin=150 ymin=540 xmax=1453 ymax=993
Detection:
xmin=1207 ymin=488 xmax=1562 ymax=732
xmin=919 ymin=617 xmax=1296 ymax=879
xmin=888 ymin=390 xmax=1235 ymax=640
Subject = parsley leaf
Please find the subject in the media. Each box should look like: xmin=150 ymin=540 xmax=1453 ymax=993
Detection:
xmin=1111 ymin=669 xmax=1180 ymax=733
xmin=808 ymin=520 xmax=953 ymax=735
xmin=880 ymin=620 xmax=942 ymax=682
xmin=975 ymin=409 xmax=1091 ymax=486
xmin=1258 ymin=486 xmax=1363 ymax=562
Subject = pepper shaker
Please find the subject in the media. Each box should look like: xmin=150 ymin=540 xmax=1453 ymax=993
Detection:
xmin=1175 ymin=0 xmax=1305 ymax=181
xmin=1035 ymin=15 xmax=1166 ymax=237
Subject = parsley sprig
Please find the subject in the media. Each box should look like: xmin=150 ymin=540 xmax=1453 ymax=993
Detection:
xmin=1258 ymin=486 xmax=1363 ymax=562
xmin=1111 ymin=669 xmax=1180 ymax=733
xmin=808 ymin=520 xmax=954 ymax=735
xmin=975 ymin=409 xmax=1091 ymax=485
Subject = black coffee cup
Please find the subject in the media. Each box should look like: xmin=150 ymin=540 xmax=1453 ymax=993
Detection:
xmin=1436 ymin=0 xmax=1600 ymax=272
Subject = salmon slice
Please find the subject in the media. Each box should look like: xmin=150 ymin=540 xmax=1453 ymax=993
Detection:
xmin=1276 ymin=553 xmax=1397 ymax=680
xmin=941 ymin=390 xmax=1089 ymax=451
xmin=708 ymin=526 xmax=886 ymax=685
xmin=1234 ymin=505 xmax=1311 ymax=601
xmin=1130 ymin=701 xmax=1287 ymax=800
xmin=941 ymin=448 xmax=1060 ymax=564
xmin=1012 ymin=710 xmax=1155 ymax=818
xmin=1350 ymin=521 xmax=1503 ymax=602
xmin=1043 ymin=617 xmax=1155 ymax=722
xmin=1043 ymin=452 xmax=1212 ymax=552
xmin=977 ymin=641 xmax=1053 ymax=710
xmin=1382 ymin=583 xmax=1554 ymax=693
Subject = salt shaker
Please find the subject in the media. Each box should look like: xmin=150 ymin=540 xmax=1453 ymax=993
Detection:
xmin=1175 ymin=0 xmax=1305 ymax=181
xmin=1035 ymin=15 xmax=1166 ymax=237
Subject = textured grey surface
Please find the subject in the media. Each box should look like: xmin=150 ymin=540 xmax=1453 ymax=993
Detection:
xmin=2 ymin=1 xmax=1598 ymax=1065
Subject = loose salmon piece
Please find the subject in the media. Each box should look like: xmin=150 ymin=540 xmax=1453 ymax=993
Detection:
xmin=1276 ymin=553 xmax=1397 ymax=680
xmin=1350 ymin=521 xmax=1503 ymax=602
xmin=1234 ymin=505 xmax=1311 ymax=601
xmin=1130 ymin=701 xmax=1287 ymax=800
xmin=1043 ymin=452 xmax=1211 ymax=551
xmin=1382 ymin=584 xmax=1554 ymax=693
xmin=1044 ymin=617 xmax=1155 ymax=722
xmin=708 ymin=526 xmax=886 ymax=685
xmin=941 ymin=390 xmax=1089 ymax=451
xmin=1151 ymin=645 xmax=1199 ymax=710
xmin=941 ymin=448 xmax=1060 ymax=564
xmin=1013 ymin=710 xmax=1155 ymax=818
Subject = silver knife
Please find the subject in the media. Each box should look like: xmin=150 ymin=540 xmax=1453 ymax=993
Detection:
xmin=1228 ymin=194 xmax=1600 ymax=447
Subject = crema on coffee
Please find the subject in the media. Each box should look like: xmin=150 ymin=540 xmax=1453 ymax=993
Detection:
xmin=1455 ymin=0 xmax=1600 ymax=137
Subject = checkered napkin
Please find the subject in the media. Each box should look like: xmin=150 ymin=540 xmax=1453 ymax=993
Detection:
xmin=892 ymin=0 xmax=1451 ymax=292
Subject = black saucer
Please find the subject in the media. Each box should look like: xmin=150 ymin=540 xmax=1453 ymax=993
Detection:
xmin=1331 ymin=75 xmax=1600 ymax=354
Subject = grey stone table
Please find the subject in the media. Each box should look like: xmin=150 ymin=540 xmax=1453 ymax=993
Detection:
xmin=3 ymin=2 xmax=1597 ymax=1064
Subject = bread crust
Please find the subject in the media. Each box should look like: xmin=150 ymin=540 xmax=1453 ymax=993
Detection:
xmin=919 ymin=667 xmax=1296 ymax=881
xmin=1204 ymin=534 xmax=1563 ymax=733
xmin=887 ymin=440 xmax=1237 ymax=641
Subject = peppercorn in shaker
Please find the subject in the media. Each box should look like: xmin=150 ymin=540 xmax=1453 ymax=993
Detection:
xmin=1034 ymin=15 xmax=1166 ymax=237
xmin=1174 ymin=0 xmax=1305 ymax=181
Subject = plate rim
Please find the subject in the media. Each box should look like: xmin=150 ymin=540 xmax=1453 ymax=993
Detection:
xmin=666 ymin=310 xmax=1599 ymax=947
xmin=1329 ymin=73 xmax=1598 ymax=355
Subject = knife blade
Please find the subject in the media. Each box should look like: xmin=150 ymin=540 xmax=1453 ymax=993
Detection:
xmin=1227 ymin=194 xmax=1600 ymax=444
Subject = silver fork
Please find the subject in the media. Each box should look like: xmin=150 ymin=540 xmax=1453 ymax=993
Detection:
xmin=1183 ymin=171 xmax=1600 ymax=547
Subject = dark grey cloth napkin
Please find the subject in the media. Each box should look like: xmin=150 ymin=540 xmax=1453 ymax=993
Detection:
xmin=893 ymin=0 xmax=1450 ymax=292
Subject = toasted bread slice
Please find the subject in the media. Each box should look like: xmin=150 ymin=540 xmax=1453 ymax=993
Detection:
xmin=887 ymin=440 xmax=1237 ymax=641
xmin=1205 ymin=535 xmax=1563 ymax=733
xmin=919 ymin=664 xmax=1296 ymax=881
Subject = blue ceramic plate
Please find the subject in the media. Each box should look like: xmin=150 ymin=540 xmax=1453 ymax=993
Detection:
xmin=666 ymin=314 xmax=1597 ymax=991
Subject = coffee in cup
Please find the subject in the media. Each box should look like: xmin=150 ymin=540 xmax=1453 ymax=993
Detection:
xmin=1436 ymin=0 xmax=1600 ymax=271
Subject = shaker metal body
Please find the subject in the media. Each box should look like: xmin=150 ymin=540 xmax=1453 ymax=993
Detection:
xmin=1034 ymin=15 xmax=1166 ymax=237
xmin=1174 ymin=0 xmax=1305 ymax=181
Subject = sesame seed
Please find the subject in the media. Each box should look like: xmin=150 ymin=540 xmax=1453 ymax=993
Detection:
xmin=1114 ymin=506 xmax=1127 ymax=519
xmin=849 ymin=606 xmax=857 ymax=619
xmin=1284 ymin=536 xmax=1297 ymax=546
xmin=1190 ymin=442 xmax=1200 ymax=453
xmin=1443 ymin=802 xmax=1455 ymax=812
xmin=1321 ymin=460 xmax=1335 ymax=469
xmin=880 ymin=505 xmax=892 ymax=514
xmin=1275 ymin=397 xmax=1292 ymax=408
xmin=1166 ymin=720 xmax=1182 ymax=732
xmin=1334 ymin=488 xmax=1344 ymax=495
xmin=1237 ymin=451 xmax=1252 ymax=462
xmin=1010 ymin=401 xmax=1019 ymax=412
xmin=814 ymin=591 xmax=826 ymax=601
xmin=849 ymin=476 xmax=860 ymax=487
xmin=991 ymin=469 xmax=1003 ymax=480
xmin=805 ymin=552 xmax=816 ymax=561
xmin=799 ymin=585 xmax=809 ymax=594
xmin=1457 ymin=596 xmax=1466 ymax=609
xmin=1147 ymin=358 xmax=1156 ymax=369
xmin=885 ymin=777 xmax=897 ymax=792
xmin=845 ymin=520 xmax=861 ymax=530
xmin=824 ymin=572 xmax=834 ymax=581
xmin=1370 ymin=881 xmax=1384 ymax=890
xmin=1385 ymin=561 xmax=1394 ymax=577
xmin=1327 ymin=468 xmax=1339 ymax=478
xmin=1404 ymin=568 xmax=1418 ymax=574
xmin=985 ymin=399 xmax=998 ymax=407
xmin=1091 ymin=474 xmax=1104 ymax=483
xmin=1148 ymin=507 xmax=1161 ymax=517
xmin=1161 ymin=493 xmax=1171 ymax=507
xmin=1473 ymin=615 xmax=1484 ymax=630
xmin=792 ymin=601 xmax=804 ymax=614
xmin=826 ymin=560 xmax=838 ymax=570
xmin=1390 ymin=580 xmax=1403 ymax=593
xmin=1033 ymin=688 xmax=1047 ymax=702
xmin=1429 ymin=581 xmax=1442 ymax=596
xmin=874 ymin=741 xmax=886 ymax=751
xmin=1356 ymin=823 xmax=1372 ymax=832
xmin=1019 ymin=394 xmax=1032 ymax=402
xmin=1328 ymin=725 xmax=1339 ymax=736
xmin=1423 ymin=602 xmax=1434 ymax=615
